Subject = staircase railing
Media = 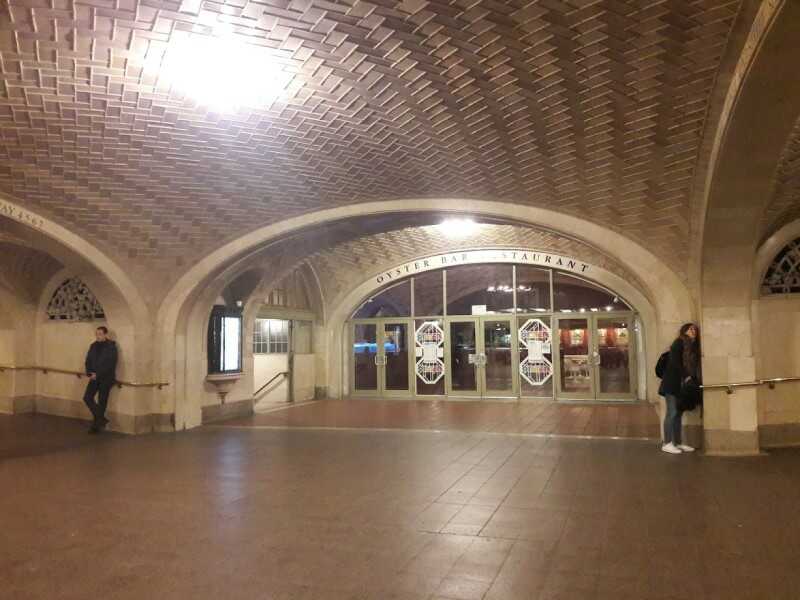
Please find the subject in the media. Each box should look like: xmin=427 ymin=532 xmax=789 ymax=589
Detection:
xmin=254 ymin=371 xmax=289 ymax=398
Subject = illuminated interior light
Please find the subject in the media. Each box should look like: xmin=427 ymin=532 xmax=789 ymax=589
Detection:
xmin=146 ymin=28 xmax=293 ymax=111
xmin=436 ymin=218 xmax=481 ymax=237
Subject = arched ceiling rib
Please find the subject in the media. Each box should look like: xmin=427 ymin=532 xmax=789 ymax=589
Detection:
xmin=761 ymin=115 xmax=800 ymax=242
xmin=0 ymin=0 xmax=748 ymax=284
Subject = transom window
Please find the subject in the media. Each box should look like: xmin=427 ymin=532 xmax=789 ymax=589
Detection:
xmin=46 ymin=277 xmax=105 ymax=321
xmin=352 ymin=265 xmax=630 ymax=319
xmin=253 ymin=318 xmax=290 ymax=354
xmin=762 ymin=238 xmax=800 ymax=294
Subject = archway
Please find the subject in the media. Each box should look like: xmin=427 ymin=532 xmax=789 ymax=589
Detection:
xmin=0 ymin=201 xmax=159 ymax=431
xmin=700 ymin=0 xmax=800 ymax=455
xmin=158 ymin=204 xmax=694 ymax=431
xmin=327 ymin=248 xmax=657 ymax=406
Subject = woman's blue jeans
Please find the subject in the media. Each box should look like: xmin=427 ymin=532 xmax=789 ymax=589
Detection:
xmin=663 ymin=394 xmax=683 ymax=445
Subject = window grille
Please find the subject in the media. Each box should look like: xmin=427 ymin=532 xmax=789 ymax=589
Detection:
xmin=253 ymin=318 xmax=289 ymax=354
xmin=762 ymin=238 xmax=800 ymax=294
xmin=46 ymin=278 xmax=105 ymax=321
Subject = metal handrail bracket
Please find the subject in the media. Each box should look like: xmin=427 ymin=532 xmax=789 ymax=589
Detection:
xmin=0 ymin=364 xmax=169 ymax=389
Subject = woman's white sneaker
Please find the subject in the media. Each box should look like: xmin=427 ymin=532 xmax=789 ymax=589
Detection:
xmin=661 ymin=443 xmax=682 ymax=454
xmin=677 ymin=444 xmax=695 ymax=452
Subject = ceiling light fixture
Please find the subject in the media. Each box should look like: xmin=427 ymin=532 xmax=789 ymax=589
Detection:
xmin=436 ymin=218 xmax=480 ymax=237
xmin=147 ymin=28 xmax=293 ymax=111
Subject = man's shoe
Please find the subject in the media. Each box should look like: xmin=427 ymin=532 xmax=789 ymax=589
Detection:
xmin=98 ymin=417 xmax=109 ymax=429
xmin=88 ymin=424 xmax=99 ymax=435
xmin=677 ymin=444 xmax=695 ymax=452
xmin=661 ymin=443 xmax=682 ymax=454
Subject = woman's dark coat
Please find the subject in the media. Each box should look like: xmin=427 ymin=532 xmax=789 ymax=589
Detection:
xmin=659 ymin=337 xmax=689 ymax=397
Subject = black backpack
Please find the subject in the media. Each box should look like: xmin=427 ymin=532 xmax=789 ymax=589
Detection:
xmin=655 ymin=351 xmax=669 ymax=379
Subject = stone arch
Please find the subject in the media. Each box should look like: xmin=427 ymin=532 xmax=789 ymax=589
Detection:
xmin=157 ymin=201 xmax=695 ymax=430
xmin=700 ymin=0 xmax=800 ymax=454
xmin=167 ymin=246 xmax=328 ymax=429
xmin=325 ymin=248 xmax=658 ymax=403
xmin=0 ymin=196 xmax=147 ymax=326
xmin=0 ymin=199 xmax=158 ymax=430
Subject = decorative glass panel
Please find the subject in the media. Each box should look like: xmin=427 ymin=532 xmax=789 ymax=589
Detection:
xmin=415 ymin=319 xmax=445 ymax=395
xmin=518 ymin=316 xmax=553 ymax=398
xmin=762 ymin=238 xmax=800 ymax=294
xmin=46 ymin=278 xmax=105 ymax=321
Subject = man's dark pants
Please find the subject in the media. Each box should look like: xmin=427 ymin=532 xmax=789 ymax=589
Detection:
xmin=83 ymin=378 xmax=113 ymax=424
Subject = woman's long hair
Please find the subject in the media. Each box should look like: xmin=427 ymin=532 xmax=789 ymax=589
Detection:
xmin=679 ymin=323 xmax=700 ymax=380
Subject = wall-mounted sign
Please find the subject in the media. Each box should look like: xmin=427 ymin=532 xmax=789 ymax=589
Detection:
xmin=374 ymin=249 xmax=590 ymax=285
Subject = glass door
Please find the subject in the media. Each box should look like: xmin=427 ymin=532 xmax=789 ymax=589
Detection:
xmin=554 ymin=315 xmax=637 ymax=401
xmin=555 ymin=317 xmax=594 ymax=400
xmin=593 ymin=315 xmax=635 ymax=400
xmin=481 ymin=318 xmax=517 ymax=398
xmin=352 ymin=322 xmax=379 ymax=396
xmin=381 ymin=321 xmax=412 ymax=396
xmin=446 ymin=319 xmax=480 ymax=397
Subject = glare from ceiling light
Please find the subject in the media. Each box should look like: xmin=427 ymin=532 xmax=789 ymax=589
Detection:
xmin=149 ymin=28 xmax=293 ymax=111
xmin=436 ymin=218 xmax=480 ymax=237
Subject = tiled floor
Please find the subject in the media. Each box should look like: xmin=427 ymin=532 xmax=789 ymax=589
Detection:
xmin=3 ymin=413 xmax=800 ymax=599
xmin=225 ymin=398 xmax=661 ymax=439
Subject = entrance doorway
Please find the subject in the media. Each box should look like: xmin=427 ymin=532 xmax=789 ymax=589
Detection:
xmin=555 ymin=315 xmax=635 ymax=401
xmin=349 ymin=263 xmax=638 ymax=402
xmin=447 ymin=317 xmax=517 ymax=398
xmin=352 ymin=319 xmax=412 ymax=396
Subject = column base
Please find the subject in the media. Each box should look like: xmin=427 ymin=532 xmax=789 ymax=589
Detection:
xmin=703 ymin=428 xmax=761 ymax=456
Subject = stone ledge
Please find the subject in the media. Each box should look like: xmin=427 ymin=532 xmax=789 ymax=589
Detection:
xmin=759 ymin=423 xmax=800 ymax=448
xmin=202 ymin=398 xmax=254 ymax=424
xmin=704 ymin=428 xmax=760 ymax=456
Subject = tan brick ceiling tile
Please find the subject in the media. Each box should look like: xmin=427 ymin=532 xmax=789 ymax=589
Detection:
xmin=0 ymin=0 xmax=745 ymax=290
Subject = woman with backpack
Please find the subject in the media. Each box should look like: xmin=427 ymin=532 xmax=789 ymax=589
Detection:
xmin=658 ymin=323 xmax=702 ymax=454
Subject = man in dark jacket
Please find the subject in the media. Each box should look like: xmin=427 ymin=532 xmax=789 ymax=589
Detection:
xmin=83 ymin=326 xmax=118 ymax=433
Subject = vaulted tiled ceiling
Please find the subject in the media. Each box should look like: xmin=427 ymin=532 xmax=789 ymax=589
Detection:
xmin=0 ymin=0 xmax=745 ymax=281
xmin=762 ymin=115 xmax=800 ymax=242
xmin=307 ymin=222 xmax=647 ymax=307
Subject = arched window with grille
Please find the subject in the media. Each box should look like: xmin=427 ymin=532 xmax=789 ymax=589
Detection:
xmin=762 ymin=238 xmax=800 ymax=294
xmin=46 ymin=277 xmax=106 ymax=321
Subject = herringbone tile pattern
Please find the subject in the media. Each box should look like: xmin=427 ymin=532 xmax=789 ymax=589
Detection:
xmin=0 ymin=0 xmax=743 ymax=284
xmin=762 ymin=115 xmax=800 ymax=241
xmin=308 ymin=222 xmax=646 ymax=305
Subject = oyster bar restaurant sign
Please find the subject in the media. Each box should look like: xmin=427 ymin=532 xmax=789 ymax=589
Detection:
xmin=375 ymin=249 xmax=590 ymax=285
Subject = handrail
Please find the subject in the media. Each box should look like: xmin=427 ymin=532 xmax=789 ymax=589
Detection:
xmin=701 ymin=376 xmax=800 ymax=395
xmin=255 ymin=371 xmax=289 ymax=397
xmin=0 ymin=365 xmax=169 ymax=389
